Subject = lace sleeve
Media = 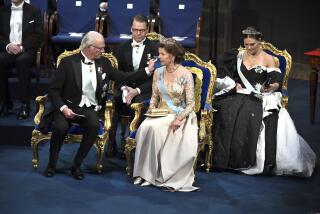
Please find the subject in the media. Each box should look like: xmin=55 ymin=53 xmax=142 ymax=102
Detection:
xmin=149 ymin=69 xmax=160 ymax=109
xmin=177 ymin=70 xmax=195 ymax=120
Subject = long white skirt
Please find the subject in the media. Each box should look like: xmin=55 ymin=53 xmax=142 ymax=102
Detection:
xmin=133 ymin=112 xmax=199 ymax=192
xmin=242 ymin=108 xmax=317 ymax=177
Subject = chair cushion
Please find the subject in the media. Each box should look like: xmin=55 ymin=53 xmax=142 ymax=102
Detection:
xmin=7 ymin=67 xmax=39 ymax=79
xmin=129 ymin=130 xmax=137 ymax=139
xmin=173 ymin=36 xmax=196 ymax=48
xmin=51 ymin=33 xmax=84 ymax=44
xmin=35 ymin=119 xmax=105 ymax=135
xmin=106 ymin=35 xmax=132 ymax=45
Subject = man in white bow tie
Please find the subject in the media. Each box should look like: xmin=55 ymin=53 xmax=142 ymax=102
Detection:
xmin=107 ymin=14 xmax=158 ymax=158
xmin=0 ymin=0 xmax=44 ymax=119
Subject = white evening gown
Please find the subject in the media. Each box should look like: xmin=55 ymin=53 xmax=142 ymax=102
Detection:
xmin=242 ymin=94 xmax=317 ymax=177
xmin=133 ymin=113 xmax=199 ymax=192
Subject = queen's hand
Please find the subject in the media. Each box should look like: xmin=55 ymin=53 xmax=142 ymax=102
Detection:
xmin=147 ymin=58 xmax=157 ymax=74
xmin=170 ymin=118 xmax=184 ymax=133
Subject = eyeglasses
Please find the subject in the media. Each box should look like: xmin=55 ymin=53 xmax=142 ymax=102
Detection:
xmin=132 ymin=28 xmax=147 ymax=33
xmin=91 ymin=45 xmax=105 ymax=51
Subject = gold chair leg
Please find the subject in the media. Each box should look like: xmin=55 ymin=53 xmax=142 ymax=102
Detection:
xmin=95 ymin=137 xmax=107 ymax=174
xmin=31 ymin=135 xmax=40 ymax=169
xmin=124 ymin=138 xmax=136 ymax=177
xmin=30 ymin=130 xmax=50 ymax=169
xmin=206 ymin=139 xmax=213 ymax=172
xmin=124 ymin=144 xmax=132 ymax=176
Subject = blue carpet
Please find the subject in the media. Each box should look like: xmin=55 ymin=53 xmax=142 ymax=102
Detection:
xmin=0 ymin=79 xmax=319 ymax=214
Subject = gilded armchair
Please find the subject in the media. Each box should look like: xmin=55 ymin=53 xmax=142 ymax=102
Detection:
xmin=30 ymin=49 xmax=118 ymax=174
xmin=124 ymin=52 xmax=217 ymax=176
xmin=239 ymin=41 xmax=292 ymax=108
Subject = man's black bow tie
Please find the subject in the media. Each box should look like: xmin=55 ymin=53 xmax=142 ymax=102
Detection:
xmin=80 ymin=54 xmax=94 ymax=65
xmin=83 ymin=61 xmax=93 ymax=65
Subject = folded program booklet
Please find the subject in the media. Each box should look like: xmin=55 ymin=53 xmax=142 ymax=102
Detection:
xmin=149 ymin=108 xmax=169 ymax=115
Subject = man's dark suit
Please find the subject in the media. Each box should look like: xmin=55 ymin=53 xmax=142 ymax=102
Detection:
xmin=108 ymin=38 xmax=157 ymax=157
xmin=47 ymin=52 xmax=150 ymax=167
xmin=114 ymin=38 xmax=158 ymax=102
xmin=0 ymin=2 xmax=43 ymax=105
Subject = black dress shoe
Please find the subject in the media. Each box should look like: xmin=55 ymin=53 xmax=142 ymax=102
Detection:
xmin=44 ymin=165 xmax=56 ymax=177
xmin=71 ymin=166 xmax=84 ymax=180
xmin=17 ymin=103 xmax=30 ymax=120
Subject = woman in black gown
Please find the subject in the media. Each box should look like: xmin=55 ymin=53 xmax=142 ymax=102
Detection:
xmin=212 ymin=27 xmax=316 ymax=177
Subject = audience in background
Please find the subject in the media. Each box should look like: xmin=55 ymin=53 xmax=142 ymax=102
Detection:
xmin=0 ymin=0 xmax=44 ymax=119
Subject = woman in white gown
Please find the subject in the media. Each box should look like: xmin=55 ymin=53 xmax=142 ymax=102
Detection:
xmin=133 ymin=38 xmax=199 ymax=191
xmin=213 ymin=26 xmax=317 ymax=177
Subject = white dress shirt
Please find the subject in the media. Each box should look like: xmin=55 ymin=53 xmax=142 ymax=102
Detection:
xmin=131 ymin=38 xmax=146 ymax=71
xmin=79 ymin=54 xmax=98 ymax=108
xmin=9 ymin=2 xmax=24 ymax=45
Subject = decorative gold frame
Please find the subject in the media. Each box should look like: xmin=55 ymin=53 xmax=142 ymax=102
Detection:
xmin=239 ymin=41 xmax=292 ymax=108
xmin=124 ymin=47 xmax=217 ymax=176
xmin=30 ymin=49 xmax=118 ymax=174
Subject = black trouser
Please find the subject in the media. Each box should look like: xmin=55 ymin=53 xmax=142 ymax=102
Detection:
xmin=0 ymin=51 xmax=36 ymax=104
xmin=108 ymin=89 xmax=150 ymax=154
xmin=263 ymin=110 xmax=279 ymax=172
xmin=48 ymin=106 xmax=99 ymax=167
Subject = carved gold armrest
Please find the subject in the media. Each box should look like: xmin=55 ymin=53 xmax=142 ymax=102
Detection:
xmin=129 ymin=103 xmax=146 ymax=133
xmin=34 ymin=95 xmax=48 ymax=125
xmin=103 ymin=100 xmax=113 ymax=132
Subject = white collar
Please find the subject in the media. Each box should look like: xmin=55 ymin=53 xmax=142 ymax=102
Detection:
xmin=131 ymin=38 xmax=146 ymax=47
xmin=11 ymin=1 xmax=24 ymax=10
xmin=81 ymin=51 xmax=95 ymax=64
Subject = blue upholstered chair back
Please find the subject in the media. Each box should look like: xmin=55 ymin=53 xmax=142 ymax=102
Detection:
xmin=261 ymin=42 xmax=292 ymax=108
xmin=182 ymin=59 xmax=213 ymax=112
xmin=51 ymin=0 xmax=100 ymax=43
xmin=159 ymin=0 xmax=203 ymax=48
xmin=263 ymin=49 xmax=290 ymax=95
xmin=106 ymin=0 xmax=150 ymax=44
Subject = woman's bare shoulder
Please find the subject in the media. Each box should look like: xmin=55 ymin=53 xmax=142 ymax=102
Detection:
xmin=262 ymin=51 xmax=276 ymax=67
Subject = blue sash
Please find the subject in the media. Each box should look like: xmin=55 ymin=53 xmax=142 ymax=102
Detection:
xmin=158 ymin=67 xmax=185 ymax=114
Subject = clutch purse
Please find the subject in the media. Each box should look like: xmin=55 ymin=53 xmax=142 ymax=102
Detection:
xmin=145 ymin=108 xmax=169 ymax=117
